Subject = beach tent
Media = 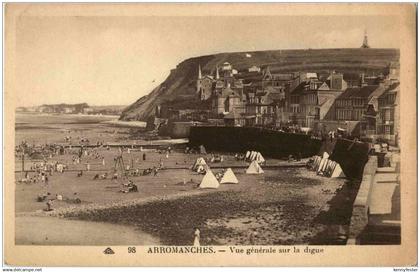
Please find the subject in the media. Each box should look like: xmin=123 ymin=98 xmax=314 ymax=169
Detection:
xmin=317 ymin=158 xmax=328 ymax=173
xmin=246 ymin=161 xmax=264 ymax=174
xmin=192 ymin=157 xmax=207 ymax=171
xmin=253 ymin=151 xmax=259 ymax=161
xmin=322 ymin=152 xmax=330 ymax=159
xmin=250 ymin=151 xmax=258 ymax=161
xmin=256 ymin=152 xmax=265 ymax=164
xmin=313 ymin=156 xmax=322 ymax=170
xmin=331 ymin=163 xmax=346 ymax=178
xmin=245 ymin=151 xmax=251 ymax=160
xmin=199 ymin=170 xmax=220 ymax=189
xmin=321 ymin=159 xmax=329 ymax=173
xmin=248 ymin=151 xmax=254 ymax=161
xmin=325 ymin=160 xmax=336 ymax=177
xmin=220 ymin=168 xmax=239 ymax=184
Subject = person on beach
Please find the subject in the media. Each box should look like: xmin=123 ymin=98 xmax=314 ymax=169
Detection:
xmin=193 ymin=228 xmax=200 ymax=246
xmin=46 ymin=199 xmax=53 ymax=211
xmin=143 ymin=153 xmax=146 ymax=161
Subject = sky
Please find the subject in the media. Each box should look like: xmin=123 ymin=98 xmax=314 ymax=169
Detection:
xmin=15 ymin=15 xmax=400 ymax=107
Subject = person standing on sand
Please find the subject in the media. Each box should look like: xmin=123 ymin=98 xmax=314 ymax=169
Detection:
xmin=143 ymin=153 xmax=146 ymax=161
xmin=46 ymin=199 xmax=53 ymax=211
xmin=193 ymin=228 xmax=200 ymax=246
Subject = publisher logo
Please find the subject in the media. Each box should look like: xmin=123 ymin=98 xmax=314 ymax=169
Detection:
xmin=103 ymin=247 xmax=115 ymax=255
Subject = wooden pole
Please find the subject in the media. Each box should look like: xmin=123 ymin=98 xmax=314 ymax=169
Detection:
xmin=21 ymin=153 xmax=25 ymax=179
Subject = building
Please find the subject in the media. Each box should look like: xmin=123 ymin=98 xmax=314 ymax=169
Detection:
xmin=196 ymin=63 xmax=246 ymax=118
xmin=376 ymin=83 xmax=400 ymax=144
xmin=289 ymin=72 xmax=347 ymax=128
xmin=224 ymin=111 xmax=245 ymax=127
xmin=244 ymin=87 xmax=286 ymax=127
xmin=196 ymin=65 xmax=214 ymax=101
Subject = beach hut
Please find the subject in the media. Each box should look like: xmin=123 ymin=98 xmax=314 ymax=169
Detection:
xmin=220 ymin=168 xmax=239 ymax=184
xmin=199 ymin=170 xmax=220 ymax=189
xmin=246 ymin=161 xmax=264 ymax=174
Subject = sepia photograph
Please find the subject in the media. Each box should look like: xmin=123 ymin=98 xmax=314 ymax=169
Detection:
xmin=3 ymin=3 xmax=417 ymax=267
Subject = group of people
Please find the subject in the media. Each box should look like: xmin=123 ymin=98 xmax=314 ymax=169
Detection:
xmin=119 ymin=179 xmax=138 ymax=193
xmin=19 ymin=160 xmax=68 ymax=184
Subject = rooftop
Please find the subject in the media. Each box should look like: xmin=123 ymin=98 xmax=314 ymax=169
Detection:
xmin=337 ymin=85 xmax=380 ymax=99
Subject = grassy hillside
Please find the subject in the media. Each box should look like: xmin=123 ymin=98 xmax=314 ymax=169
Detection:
xmin=120 ymin=48 xmax=399 ymax=121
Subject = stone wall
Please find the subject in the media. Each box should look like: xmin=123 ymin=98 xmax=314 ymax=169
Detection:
xmin=347 ymin=156 xmax=378 ymax=244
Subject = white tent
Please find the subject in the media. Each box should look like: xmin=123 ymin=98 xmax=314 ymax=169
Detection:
xmin=325 ymin=160 xmax=336 ymax=177
xmin=331 ymin=163 xmax=346 ymax=178
xmin=256 ymin=152 xmax=265 ymax=164
xmin=321 ymin=158 xmax=329 ymax=173
xmin=245 ymin=151 xmax=251 ymax=160
xmin=193 ymin=157 xmax=208 ymax=172
xmin=220 ymin=168 xmax=239 ymax=184
xmin=199 ymin=170 xmax=220 ymax=189
xmin=248 ymin=151 xmax=254 ymax=161
xmin=313 ymin=156 xmax=322 ymax=170
xmin=322 ymin=152 xmax=330 ymax=159
xmin=317 ymin=158 xmax=328 ymax=173
xmin=246 ymin=161 xmax=264 ymax=174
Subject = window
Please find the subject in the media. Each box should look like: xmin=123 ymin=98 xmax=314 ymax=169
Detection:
xmin=382 ymin=109 xmax=391 ymax=121
xmin=291 ymin=95 xmax=300 ymax=104
xmin=353 ymin=98 xmax=364 ymax=107
xmin=337 ymin=99 xmax=351 ymax=107
xmin=353 ymin=109 xmax=364 ymax=120
xmin=291 ymin=105 xmax=300 ymax=113
xmin=388 ymin=93 xmax=396 ymax=104
xmin=336 ymin=109 xmax=352 ymax=120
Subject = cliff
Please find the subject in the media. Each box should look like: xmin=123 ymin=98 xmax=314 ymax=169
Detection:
xmin=120 ymin=48 xmax=399 ymax=121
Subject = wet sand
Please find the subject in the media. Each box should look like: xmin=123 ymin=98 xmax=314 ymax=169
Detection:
xmin=15 ymin=215 xmax=159 ymax=245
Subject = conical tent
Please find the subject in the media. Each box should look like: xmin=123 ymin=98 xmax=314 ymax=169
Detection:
xmin=220 ymin=168 xmax=239 ymax=184
xmin=331 ymin=163 xmax=346 ymax=178
xmin=193 ymin=157 xmax=207 ymax=171
xmin=199 ymin=170 xmax=220 ymax=189
xmin=246 ymin=161 xmax=264 ymax=174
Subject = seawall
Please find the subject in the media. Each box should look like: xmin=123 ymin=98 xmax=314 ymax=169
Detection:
xmin=189 ymin=126 xmax=322 ymax=158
